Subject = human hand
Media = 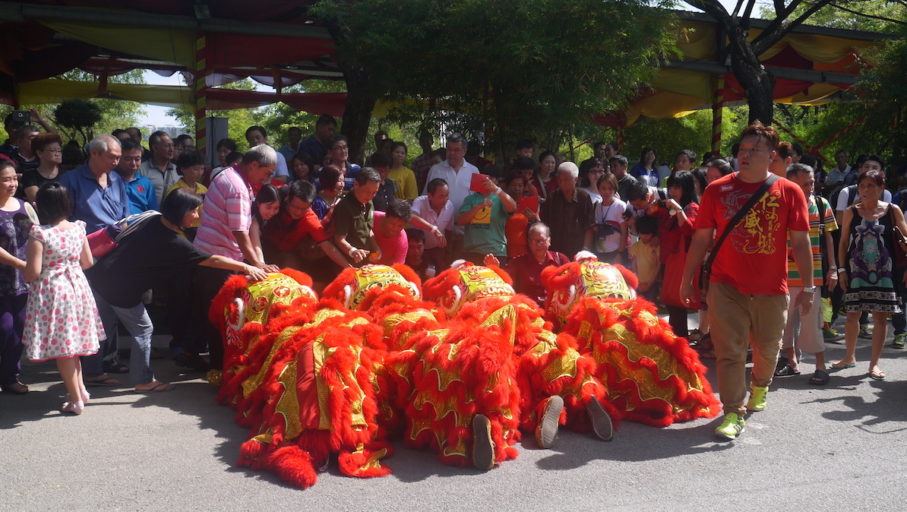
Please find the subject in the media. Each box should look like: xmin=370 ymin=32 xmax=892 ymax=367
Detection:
xmin=245 ymin=265 xmax=268 ymax=282
xmin=826 ymin=271 xmax=838 ymax=291
xmin=349 ymin=249 xmax=369 ymax=264
xmin=263 ymin=264 xmax=280 ymax=273
xmin=795 ymin=288 xmax=814 ymax=314
xmin=839 ymin=270 xmax=848 ymax=292
xmin=436 ymin=232 xmax=447 ymax=248
xmin=481 ymin=198 xmax=493 ymax=208
xmin=483 ymin=254 xmax=500 ymax=267
xmin=680 ymin=281 xmax=694 ymax=306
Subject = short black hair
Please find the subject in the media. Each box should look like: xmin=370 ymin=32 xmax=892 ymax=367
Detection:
xmin=405 ymin=228 xmax=425 ymax=244
xmin=316 ymin=114 xmax=337 ymax=127
xmin=512 ymin=156 xmax=536 ymax=172
xmin=355 ymin=167 xmax=381 ymax=185
xmin=626 ymin=180 xmax=650 ymax=202
xmin=636 ymin=215 xmax=658 ymax=236
xmin=175 ymin=134 xmax=193 ymax=145
xmin=384 ymin=198 xmax=412 ymax=221
xmin=287 ymin=126 xmax=302 ymax=135
xmin=426 ymin=178 xmax=448 ymax=195
xmin=286 ymin=179 xmax=317 ymax=204
xmin=161 ymin=188 xmax=203 ymax=227
xmin=245 ymin=125 xmax=267 ymax=139
xmin=516 ymin=139 xmax=534 ymax=150
xmin=225 ymin=151 xmax=242 ymax=165
xmin=148 ymin=130 xmax=169 ymax=147
xmin=666 ymin=170 xmax=696 ymax=207
xmin=36 ymin=182 xmax=73 ymax=225
xmin=176 ymin=149 xmax=205 ymax=171
xmin=120 ymin=139 xmax=143 ymax=153
xmin=216 ymin=138 xmax=237 ymax=152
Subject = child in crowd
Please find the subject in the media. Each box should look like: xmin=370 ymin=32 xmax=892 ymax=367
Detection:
xmin=168 ymin=150 xmax=208 ymax=239
xmin=411 ymin=177 xmax=454 ymax=271
xmin=249 ymin=185 xmax=282 ymax=268
xmin=312 ymin=165 xmax=344 ymax=224
xmin=593 ymin=173 xmax=626 ymax=263
xmin=405 ymin=228 xmax=431 ymax=278
xmin=629 ymin=214 xmax=660 ymax=303
xmin=22 ymin=182 xmax=106 ymax=415
xmin=504 ymin=173 xmax=539 ymax=260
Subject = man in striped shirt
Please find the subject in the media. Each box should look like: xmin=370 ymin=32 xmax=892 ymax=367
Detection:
xmin=777 ymin=163 xmax=837 ymax=385
xmin=187 ymin=145 xmax=278 ymax=370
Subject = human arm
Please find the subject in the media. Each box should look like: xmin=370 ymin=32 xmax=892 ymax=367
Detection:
xmin=790 ymin=229 xmax=814 ymax=313
xmin=679 ymin=227 xmax=715 ymax=304
xmin=403 ymin=170 xmax=418 ymax=200
xmin=837 ymin=207 xmax=853 ymax=292
xmin=22 ymin=237 xmax=42 ymax=283
xmin=232 ymin=230 xmax=278 ymax=272
xmin=409 ymin=213 xmax=446 ymax=247
xmin=334 ymin=233 xmax=369 ymax=264
xmin=0 ymin=245 xmax=25 ymax=270
xmin=28 ymin=108 xmax=53 ymax=133
xmin=891 ymin=205 xmax=907 ymax=287
xmin=317 ymin=240 xmax=353 ymax=269
xmin=456 ymin=196 xmax=491 ymax=226
xmin=199 ymin=254 xmax=268 ymax=281
xmin=24 ymin=186 xmax=38 ymax=204
xmin=823 ymin=230 xmax=838 ymax=291
xmin=249 ymin=218 xmax=266 ymax=265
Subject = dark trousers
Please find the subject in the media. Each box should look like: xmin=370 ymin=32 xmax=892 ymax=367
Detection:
xmin=187 ymin=266 xmax=236 ymax=370
xmin=666 ymin=305 xmax=689 ymax=338
xmin=82 ymin=287 xmax=119 ymax=378
xmin=0 ymin=293 xmax=26 ymax=385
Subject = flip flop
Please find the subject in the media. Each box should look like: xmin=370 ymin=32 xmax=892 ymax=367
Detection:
xmin=774 ymin=365 xmax=801 ymax=377
xmin=85 ymin=375 xmax=120 ymax=387
xmin=135 ymin=381 xmax=173 ymax=393
xmin=831 ymin=362 xmax=855 ymax=370
xmin=808 ymin=369 xmax=830 ymax=386
xmin=869 ymin=370 xmax=886 ymax=381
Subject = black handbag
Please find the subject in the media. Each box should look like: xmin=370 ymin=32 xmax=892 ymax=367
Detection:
xmin=701 ymin=174 xmax=779 ymax=293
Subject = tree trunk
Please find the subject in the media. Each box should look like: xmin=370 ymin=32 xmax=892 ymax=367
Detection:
xmin=340 ymin=67 xmax=376 ymax=165
xmin=728 ymin=27 xmax=776 ymax=126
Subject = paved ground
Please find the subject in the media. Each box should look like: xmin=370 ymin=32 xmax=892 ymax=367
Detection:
xmin=4 ymin=317 xmax=907 ymax=511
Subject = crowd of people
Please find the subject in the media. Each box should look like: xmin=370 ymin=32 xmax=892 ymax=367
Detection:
xmin=0 ymin=109 xmax=904 ymax=441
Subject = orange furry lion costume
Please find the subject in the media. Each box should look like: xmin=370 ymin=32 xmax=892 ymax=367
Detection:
xmin=542 ymin=256 xmax=721 ymax=427
xmin=209 ymin=269 xmax=391 ymax=489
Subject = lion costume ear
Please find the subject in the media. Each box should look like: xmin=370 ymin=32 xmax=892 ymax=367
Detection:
xmin=280 ymin=268 xmax=313 ymax=289
xmin=611 ymin=264 xmax=639 ymax=291
xmin=392 ymin=264 xmax=422 ymax=292
xmin=320 ymin=266 xmax=360 ymax=304
xmin=540 ymin=261 xmax=578 ymax=292
xmin=486 ymin=264 xmax=514 ymax=285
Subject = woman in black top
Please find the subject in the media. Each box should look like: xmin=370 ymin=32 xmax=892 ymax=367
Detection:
xmin=85 ymin=189 xmax=267 ymax=392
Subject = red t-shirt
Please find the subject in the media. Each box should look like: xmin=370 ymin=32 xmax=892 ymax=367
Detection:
xmin=695 ymin=173 xmax=808 ymax=295
xmin=262 ymin=208 xmax=329 ymax=252
xmin=373 ymin=211 xmax=408 ymax=265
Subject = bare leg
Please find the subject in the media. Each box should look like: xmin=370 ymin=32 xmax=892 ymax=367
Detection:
xmin=56 ymin=357 xmax=81 ymax=403
xmin=75 ymin=358 xmax=89 ymax=403
xmin=814 ymin=350 xmax=826 ymax=372
xmin=869 ymin=312 xmax=887 ymax=376
xmin=834 ymin=311 xmax=861 ymax=366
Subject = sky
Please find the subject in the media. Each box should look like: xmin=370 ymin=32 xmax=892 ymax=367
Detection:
xmin=136 ymin=0 xmax=751 ymax=130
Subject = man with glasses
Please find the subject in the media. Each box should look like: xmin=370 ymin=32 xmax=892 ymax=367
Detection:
xmin=501 ymin=222 xmax=569 ymax=305
xmin=116 ymin=140 xmax=158 ymax=214
xmin=681 ymin=122 xmax=812 ymax=441
xmin=139 ymin=131 xmax=179 ymax=205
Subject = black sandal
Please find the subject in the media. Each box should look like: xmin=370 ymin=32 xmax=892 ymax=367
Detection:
xmin=809 ymin=369 xmax=830 ymax=386
xmin=774 ymin=364 xmax=801 ymax=377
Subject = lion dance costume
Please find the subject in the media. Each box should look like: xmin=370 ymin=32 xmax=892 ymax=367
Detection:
xmin=542 ymin=255 xmax=720 ymax=427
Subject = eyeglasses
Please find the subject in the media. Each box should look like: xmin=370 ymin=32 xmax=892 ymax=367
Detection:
xmin=43 ymin=148 xmax=63 ymax=154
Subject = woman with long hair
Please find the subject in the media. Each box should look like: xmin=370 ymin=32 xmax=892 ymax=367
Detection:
xmin=658 ymin=170 xmax=700 ymax=339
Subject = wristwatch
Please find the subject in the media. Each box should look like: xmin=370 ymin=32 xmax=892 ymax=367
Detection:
xmin=836 ymin=268 xmax=848 ymax=274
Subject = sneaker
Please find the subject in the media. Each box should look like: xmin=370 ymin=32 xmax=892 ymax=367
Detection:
xmin=471 ymin=414 xmax=494 ymax=471
xmin=823 ymin=327 xmax=844 ymax=342
xmin=858 ymin=326 xmax=873 ymax=339
xmin=534 ymin=395 xmax=564 ymax=449
xmin=586 ymin=396 xmax=614 ymax=442
xmin=714 ymin=413 xmax=746 ymax=440
xmin=893 ymin=333 xmax=907 ymax=349
xmin=746 ymin=385 xmax=768 ymax=412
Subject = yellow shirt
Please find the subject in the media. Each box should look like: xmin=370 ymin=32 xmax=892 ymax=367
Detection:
xmin=165 ymin=179 xmax=208 ymax=227
xmin=629 ymin=239 xmax=660 ymax=285
xmin=388 ymin=167 xmax=418 ymax=200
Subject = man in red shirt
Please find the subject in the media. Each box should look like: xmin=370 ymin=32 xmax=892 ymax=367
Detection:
xmin=490 ymin=222 xmax=569 ymax=306
xmin=681 ymin=122 xmax=813 ymax=441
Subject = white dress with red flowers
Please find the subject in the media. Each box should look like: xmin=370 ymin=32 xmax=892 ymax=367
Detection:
xmin=23 ymin=221 xmax=105 ymax=361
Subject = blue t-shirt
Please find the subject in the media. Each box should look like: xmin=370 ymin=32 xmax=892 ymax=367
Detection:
xmin=59 ymin=166 xmax=129 ymax=232
xmin=117 ymin=172 xmax=159 ymax=215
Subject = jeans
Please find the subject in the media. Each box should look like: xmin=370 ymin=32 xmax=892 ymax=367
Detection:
xmin=95 ymin=293 xmax=155 ymax=385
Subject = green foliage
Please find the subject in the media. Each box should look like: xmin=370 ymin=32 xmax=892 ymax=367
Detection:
xmin=53 ymin=99 xmax=102 ymax=144
xmin=312 ymin=0 xmax=677 ymax=155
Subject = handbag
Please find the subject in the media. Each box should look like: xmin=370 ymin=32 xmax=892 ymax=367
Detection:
xmin=701 ymin=173 xmax=779 ymax=293
xmin=87 ymin=211 xmax=161 ymax=259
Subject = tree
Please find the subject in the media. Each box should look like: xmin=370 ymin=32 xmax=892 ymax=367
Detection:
xmin=684 ymin=0 xmax=861 ymax=125
xmin=311 ymin=0 xmax=675 ymax=162
xmin=53 ymin=99 xmax=102 ymax=145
